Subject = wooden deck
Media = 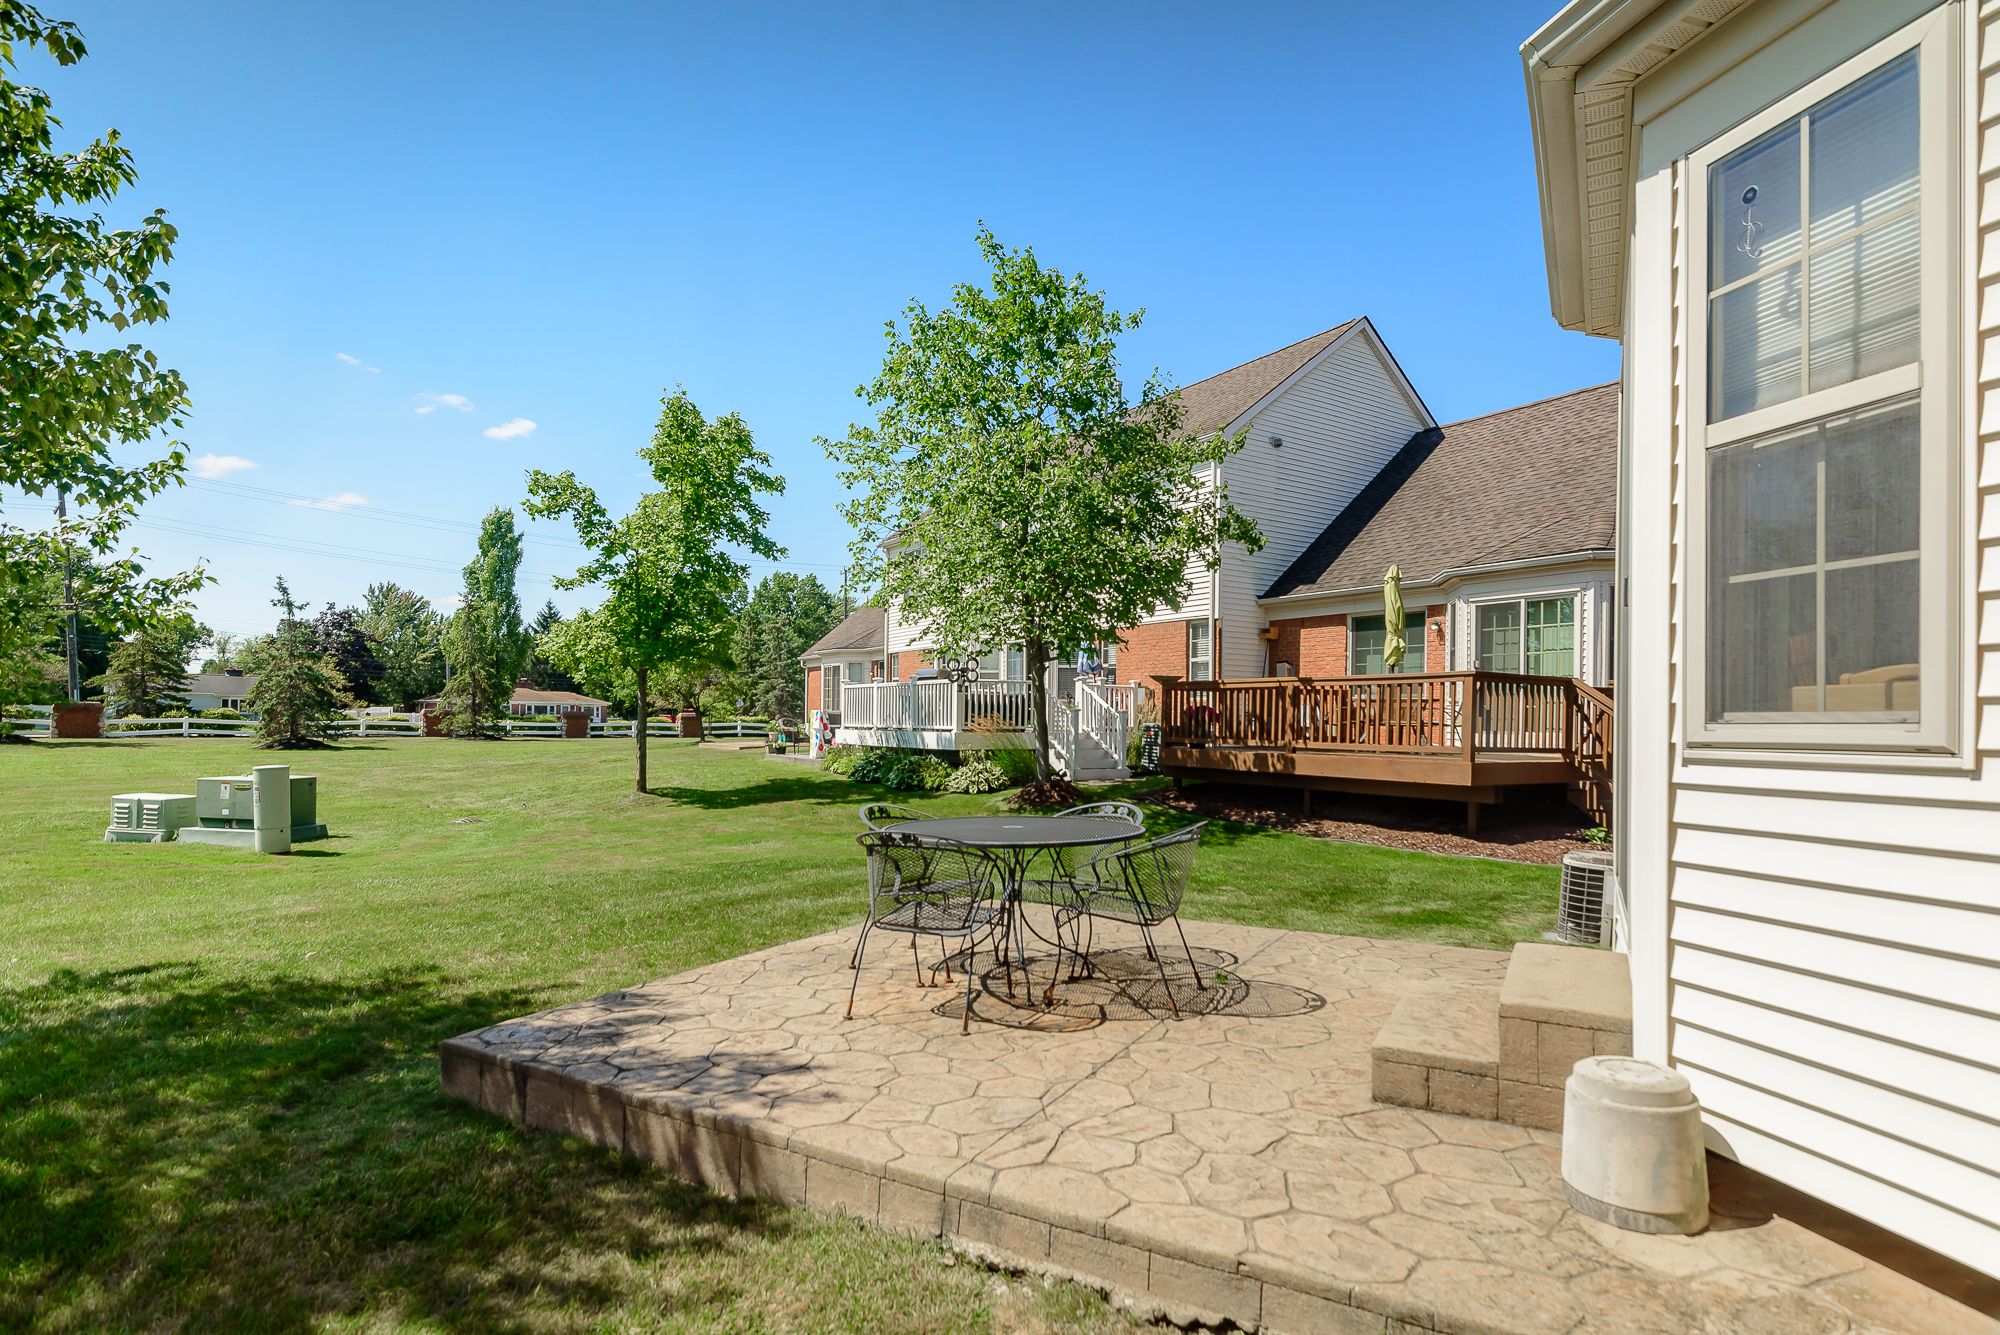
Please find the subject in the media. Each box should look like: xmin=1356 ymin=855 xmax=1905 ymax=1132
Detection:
xmin=1156 ymin=672 xmax=1613 ymax=831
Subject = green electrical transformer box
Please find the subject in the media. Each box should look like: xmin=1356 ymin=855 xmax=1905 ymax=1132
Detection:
xmin=190 ymin=774 xmax=323 ymax=838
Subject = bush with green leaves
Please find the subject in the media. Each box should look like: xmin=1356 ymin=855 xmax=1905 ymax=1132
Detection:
xmin=820 ymin=744 xmax=863 ymax=776
xmin=942 ymin=756 xmax=1009 ymax=794
xmin=989 ymin=748 xmax=1038 ymax=786
xmin=846 ymin=747 xmax=951 ymax=792
xmin=200 ymin=707 xmax=244 ymax=720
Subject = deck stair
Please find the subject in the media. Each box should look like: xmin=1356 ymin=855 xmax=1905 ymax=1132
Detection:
xmin=1370 ymin=942 xmax=1631 ymax=1130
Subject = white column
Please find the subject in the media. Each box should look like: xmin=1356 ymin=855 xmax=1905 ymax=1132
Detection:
xmin=251 ymin=764 xmax=292 ymax=855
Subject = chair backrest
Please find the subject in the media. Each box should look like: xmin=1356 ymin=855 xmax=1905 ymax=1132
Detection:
xmin=859 ymin=802 xmax=930 ymax=830
xmin=856 ymin=831 xmax=998 ymax=929
xmin=1099 ymin=822 xmax=1205 ymax=920
xmin=1056 ymin=801 xmax=1145 ymax=829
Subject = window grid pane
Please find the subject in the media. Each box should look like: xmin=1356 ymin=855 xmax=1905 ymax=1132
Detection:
xmin=1706 ymin=49 xmax=1918 ymax=422
xmin=1524 ymin=599 xmax=1576 ymax=677
xmin=1476 ymin=604 xmax=1521 ymax=673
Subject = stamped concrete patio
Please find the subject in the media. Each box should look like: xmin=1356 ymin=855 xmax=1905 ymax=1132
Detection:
xmin=441 ymin=918 xmax=1996 ymax=1334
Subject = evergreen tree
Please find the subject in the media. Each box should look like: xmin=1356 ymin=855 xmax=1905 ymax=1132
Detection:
xmin=525 ymin=600 xmax=577 ymax=692
xmin=91 ymin=614 xmax=203 ymax=717
xmin=439 ymin=509 xmax=532 ymax=736
xmin=732 ymin=572 xmax=839 ymax=720
xmin=247 ymin=579 xmax=350 ymax=747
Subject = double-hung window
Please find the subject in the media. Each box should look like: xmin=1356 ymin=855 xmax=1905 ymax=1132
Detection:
xmin=1689 ymin=14 xmax=1956 ymax=750
xmin=1474 ymin=597 xmax=1575 ymax=677
xmin=1186 ymin=620 xmax=1213 ymax=681
xmin=1350 ymin=611 xmax=1428 ymax=674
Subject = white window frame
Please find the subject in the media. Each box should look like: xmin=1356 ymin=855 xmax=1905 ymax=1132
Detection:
xmin=1683 ymin=12 xmax=1959 ymax=753
xmin=1186 ymin=619 xmax=1213 ymax=681
xmin=1468 ymin=593 xmax=1579 ymax=678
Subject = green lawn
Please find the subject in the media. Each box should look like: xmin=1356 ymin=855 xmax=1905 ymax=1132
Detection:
xmin=0 ymin=738 xmax=1554 ymax=1332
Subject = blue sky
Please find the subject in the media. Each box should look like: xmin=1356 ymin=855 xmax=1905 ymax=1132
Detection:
xmin=31 ymin=0 xmax=1615 ymax=643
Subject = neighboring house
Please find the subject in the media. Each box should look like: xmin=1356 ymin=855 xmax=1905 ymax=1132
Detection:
xmin=843 ymin=318 xmax=1619 ymax=801
xmin=418 ymin=682 xmax=611 ymax=722
xmin=800 ymin=604 xmax=886 ymax=722
xmin=185 ymin=669 xmax=258 ymax=714
xmin=1524 ymin=0 xmax=1997 ymax=1278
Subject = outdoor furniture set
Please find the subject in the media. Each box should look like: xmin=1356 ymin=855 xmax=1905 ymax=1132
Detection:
xmin=847 ymin=800 xmax=1207 ymax=1032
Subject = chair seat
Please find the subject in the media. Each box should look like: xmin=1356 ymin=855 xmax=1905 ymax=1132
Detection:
xmin=1070 ymin=886 xmax=1167 ymax=926
xmin=876 ymin=891 xmax=1001 ymax=935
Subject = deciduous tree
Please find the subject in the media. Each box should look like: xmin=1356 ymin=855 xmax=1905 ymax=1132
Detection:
xmin=821 ymin=227 xmax=1261 ymax=796
xmin=526 ymin=388 xmax=783 ymax=792
xmin=359 ymin=582 xmax=443 ymax=709
xmin=90 ymin=613 xmax=204 ymax=717
xmin=0 ymin=2 xmax=206 ymax=697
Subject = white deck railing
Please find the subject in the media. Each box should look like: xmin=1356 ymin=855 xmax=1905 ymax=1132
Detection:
xmin=839 ymin=678 xmax=1034 ymax=734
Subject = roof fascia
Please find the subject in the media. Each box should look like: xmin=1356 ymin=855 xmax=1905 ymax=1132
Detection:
xmin=1258 ymin=549 xmax=1616 ymax=608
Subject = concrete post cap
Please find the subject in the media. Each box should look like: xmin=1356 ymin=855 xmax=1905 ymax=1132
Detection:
xmin=1568 ymin=1056 xmax=1694 ymax=1109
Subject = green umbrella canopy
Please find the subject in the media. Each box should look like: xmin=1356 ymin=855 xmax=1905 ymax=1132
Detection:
xmin=1383 ymin=564 xmax=1406 ymax=671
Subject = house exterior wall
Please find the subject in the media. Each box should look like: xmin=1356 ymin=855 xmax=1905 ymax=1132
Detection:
xmin=805 ymin=665 xmax=821 ymax=715
xmin=1116 ymin=619 xmax=1190 ymax=691
xmin=1265 ymin=614 xmax=1348 ymax=677
xmin=1614 ymin=0 xmax=2000 ymax=1276
xmin=1442 ymin=565 xmax=1614 ymax=685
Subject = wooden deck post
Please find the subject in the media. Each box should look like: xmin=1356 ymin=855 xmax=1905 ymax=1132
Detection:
xmin=1465 ymin=800 xmax=1480 ymax=836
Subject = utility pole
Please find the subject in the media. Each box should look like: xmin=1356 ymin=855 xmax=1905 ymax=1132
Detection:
xmin=56 ymin=488 xmax=81 ymax=702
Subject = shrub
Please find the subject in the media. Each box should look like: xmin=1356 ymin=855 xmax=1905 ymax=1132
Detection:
xmin=1128 ymin=696 xmax=1160 ymax=771
xmin=942 ymin=756 xmax=1009 ymax=794
xmin=990 ymin=747 xmax=1038 ymax=786
xmin=846 ymin=747 xmax=951 ymax=792
xmin=820 ymin=744 xmax=864 ymax=776
xmin=201 ymin=708 xmax=244 ymax=720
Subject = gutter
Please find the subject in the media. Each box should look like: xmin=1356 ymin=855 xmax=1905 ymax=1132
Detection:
xmin=1257 ymin=548 xmax=1615 ymax=607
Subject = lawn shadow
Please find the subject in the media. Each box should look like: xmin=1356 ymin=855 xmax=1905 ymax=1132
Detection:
xmin=644 ymin=774 xmax=859 ymax=810
xmin=0 ymin=960 xmax=800 ymax=1331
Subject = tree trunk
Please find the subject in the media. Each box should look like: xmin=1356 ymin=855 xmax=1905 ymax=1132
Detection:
xmin=1026 ymin=637 xmax=1053 ymax=782
xmin=634 ymin=663 xmax=649 ymax=794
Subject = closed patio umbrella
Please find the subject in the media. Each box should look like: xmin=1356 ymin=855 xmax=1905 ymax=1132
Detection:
xmin=1383 ymin=564 xmax=1406 ymax=671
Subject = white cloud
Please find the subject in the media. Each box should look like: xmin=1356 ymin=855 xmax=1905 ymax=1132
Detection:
xmin=335 ymin=352 xmax=381 ymax=373
xmin=483 ymin=417 xmax=537 ymax=441
xmin=288 ymin=491 xmax=369 ymax=512
xmin=190 ymin=453 xmax=257 ymax=480
xmin=414 ymin=392 xmax=473 ymax=415
xmin=436 ymin=594 xmax=465 ymax=609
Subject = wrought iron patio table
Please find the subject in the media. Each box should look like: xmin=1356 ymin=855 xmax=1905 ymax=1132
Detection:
xmin=885 ymin=815 xmax=1142 ymax=1006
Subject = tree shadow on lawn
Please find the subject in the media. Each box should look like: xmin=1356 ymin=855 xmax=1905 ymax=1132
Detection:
xmin=643 ymin=774 xmax=877 ymax=811
xmin=0 ymin=962 xmax=800 ymax=1332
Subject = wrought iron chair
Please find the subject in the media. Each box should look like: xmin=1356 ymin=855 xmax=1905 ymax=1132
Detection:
xmin=852 ymin=803 xmax=937 ymax=967
xmin=1058 ymin=822 xmax=1208 ymax=1018
xmin=850 ymin=832 xmax=1004 ymax=1033
xmin=1021 ymin=801 xmax=1145 ymax=906
xmin=859 ymin=802 xmax=931 ymax=830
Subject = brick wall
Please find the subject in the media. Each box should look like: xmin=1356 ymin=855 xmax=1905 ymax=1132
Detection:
xmin=1425 ymin=612 xmax=1448 ymax=672
xmin=896 ymin=650 xmax=930 ymax=682
xmin=1116 ymin=620 xmax=1189 ymax=691
xmin=1265 ymin=614 xmax=1348 ymax=677
xmin=805 ymin=665 xmax=821 ymax=714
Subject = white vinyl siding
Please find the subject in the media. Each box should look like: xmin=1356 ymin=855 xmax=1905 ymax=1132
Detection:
xmin=1619 ymin=0 xmax=2000 ymax=1278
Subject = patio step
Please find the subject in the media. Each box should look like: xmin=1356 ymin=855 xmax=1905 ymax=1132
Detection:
xmin=1369 ymin=979 xmax=1502 ymax=1119
xmin=1369 ymin=945 xmax=1635 ymax=1131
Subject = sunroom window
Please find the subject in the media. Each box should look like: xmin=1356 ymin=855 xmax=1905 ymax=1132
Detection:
xmin=1474 ymin=598 xmax=1574 ymax=677
xmin=1693 ymin=16 xmax=1950 ymax=748
xmin=1350 ymin=611 xmax=1427 ymax=674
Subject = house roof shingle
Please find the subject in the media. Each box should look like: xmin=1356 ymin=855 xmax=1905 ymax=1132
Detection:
xmin=1166 ymin=320 xmax=1361 ymax=437
xmin=509 ymin=687 xmax=611 ymax=707
xmin=1263 ymin=382 xmax=1620 ymax=600
xmin=188 ymin=672 xmax=258 ymax=696
xmin=803 ymin=605 xmax=886 ymax=657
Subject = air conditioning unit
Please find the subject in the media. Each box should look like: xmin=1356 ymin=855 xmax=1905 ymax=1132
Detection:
xmin=1557 ymin=849 xmax=1616 ymax=946
xmin=105 ymin=792 xmax=197 ymax=843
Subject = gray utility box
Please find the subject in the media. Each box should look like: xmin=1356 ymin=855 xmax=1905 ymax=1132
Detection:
xmin=183 ymin=773 xmax=326 ymax=844
xmin=105 ymin=792 xmax=197 ymax=843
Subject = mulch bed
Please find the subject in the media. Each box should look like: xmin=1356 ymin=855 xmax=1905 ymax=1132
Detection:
xmin=1149 ymin=782 xmax=1599 ymax=865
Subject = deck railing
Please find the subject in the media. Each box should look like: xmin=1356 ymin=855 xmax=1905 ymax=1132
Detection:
xmin=839 ymin=678 xmax=1033 ymax=733
xmin=1157 ymin=672 xmax=1586 ymax=759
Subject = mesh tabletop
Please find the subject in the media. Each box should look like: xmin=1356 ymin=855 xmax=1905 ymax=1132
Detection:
xmin=885 ymin=815 xmax=1142 ymax=849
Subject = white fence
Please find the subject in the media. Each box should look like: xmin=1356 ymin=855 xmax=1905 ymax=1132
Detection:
xmin=72 ymin=713 xmax=768 ymax=740
xmin=838 ymin=678 xmax=1034 ymax=734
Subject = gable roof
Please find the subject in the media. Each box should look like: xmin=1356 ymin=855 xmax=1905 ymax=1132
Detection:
xmin=803 ymin=605 xmax=885 ymax=657
xmin=1263 ymin=382 xmax=1619 ymax=599
xmin=510 ymin=687 xmax=610 ymax=707
xmin=1168 ymin=320 xmax=1363 ymax=436
xmin=188 ymin=672 xmax=258 ymax=696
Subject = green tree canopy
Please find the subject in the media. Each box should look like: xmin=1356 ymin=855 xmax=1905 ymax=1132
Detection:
xmin=358 ymin=582 xmax=443 ymax=710
xmin=733 ymin=572 xmax=840 ymax=721
xmin=0 ymin=2 xmax=206 ymax=699
xmin=526 ymin=387 xmax=783 ymax=792
xmin=247 ymin=578 xmax=350 ymax=748
xmin=90 ymin=612 xmax=204 ymax=717
xmin=439 ymin=510 xmax=532 ymax=736
xmin=820 ymin=227 xmax=1261 ymax=789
